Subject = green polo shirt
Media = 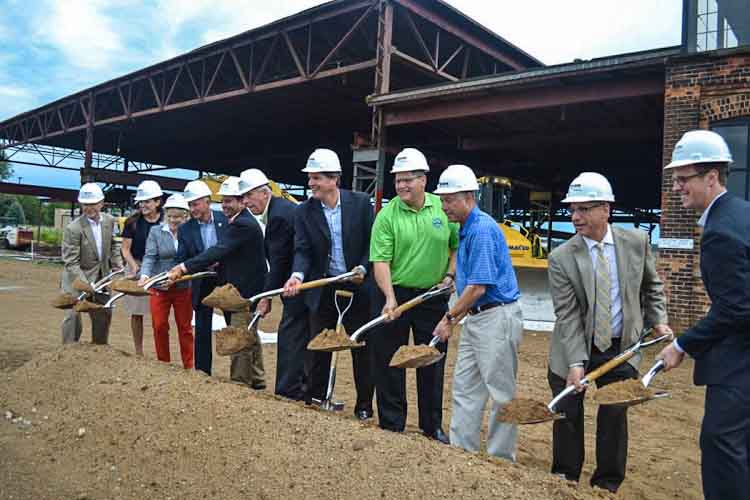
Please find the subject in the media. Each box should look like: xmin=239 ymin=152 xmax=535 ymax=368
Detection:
xmin=370 ymin=193 xmax=459 ymax=289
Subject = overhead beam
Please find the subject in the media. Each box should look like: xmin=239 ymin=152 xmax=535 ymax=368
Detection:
xmin=81 ymin=167 xmax=193 ymax=191
xmin=385 ymin=76 xmax=665 ymax=126
xmin=0 ymin=182 xmax=80 ymax=202
xmin=392 ymin=49 xmax=459 ymax=82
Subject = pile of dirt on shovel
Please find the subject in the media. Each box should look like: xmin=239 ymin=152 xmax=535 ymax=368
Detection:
xmin=50 ymin=292 xmax=78 ymax=309
xmin=110 ymin=279 xmax=149 ymax=296
xmin=307 ymin=328 xmax=363 ymax=351
xmin=0 ymin=345 xmax=608 ymax=500
xmin=594 ymin=379 xmax=653 ymax=405
xmin=389 ymin=344 xmax=441 ymax=368
xmin=201 ymin=283 xmax=248 ymax=312
xmin=497 ymin=398 xmax=556 ymax=424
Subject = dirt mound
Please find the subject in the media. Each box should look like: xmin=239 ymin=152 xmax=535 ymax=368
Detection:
xmin=307 ymin=328 xmax=363 ymax=352
xmin=215 ymin=326 xmax=255 ymax=356
xmin=389 ymin=344 xmax=442 ymax=368
xmin=0 ymin=345 xmax=601 ymax=500
xmin=497 ymin=398 xmax=557 ymax=424
xmin=201 ymin=284 xmax=248 ymax=312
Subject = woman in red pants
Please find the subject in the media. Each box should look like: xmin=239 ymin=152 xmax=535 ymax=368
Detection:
xmin=139 ymin=194 xmax=194 ymax=368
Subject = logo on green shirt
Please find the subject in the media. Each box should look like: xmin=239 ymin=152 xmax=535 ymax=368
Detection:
xmin=432 ymin=217 xmax=443 ymax=229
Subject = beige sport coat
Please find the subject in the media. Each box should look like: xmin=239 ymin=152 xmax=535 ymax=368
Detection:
xmin=547 ymin=226 xmax=667 ymax=379
xmin=60 ymin=214 xmax=123 ymax=294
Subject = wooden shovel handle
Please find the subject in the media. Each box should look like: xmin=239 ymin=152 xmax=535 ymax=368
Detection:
xmin=298 ymin=276 xmax=337 ymax=291
xmin=392 ymin=294 xmax=427 ymax=316
xmin=583 ymin=350 xmax=636 ymax=384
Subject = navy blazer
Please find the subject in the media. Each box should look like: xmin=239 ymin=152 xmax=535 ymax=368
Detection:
xmin=264 ymin=196 xmax=297 ymax=292
xmin=679 ymin=193 xmax=750 ymax=388
xmin=292 ymin=189 xmax=373 ymax=311
xmin=184 ymin=209 xmax=267 ymax=299
xmin=175 ymin=210 xmax=228 ymax=308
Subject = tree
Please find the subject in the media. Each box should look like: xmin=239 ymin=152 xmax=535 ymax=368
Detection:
xmin=5 ymin=199 xmax=26 ymax=225
xmin=0 ymin=149 xmax=11 ymax=181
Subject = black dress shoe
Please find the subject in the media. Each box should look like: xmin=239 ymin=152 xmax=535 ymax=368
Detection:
xmin=251 ymin=383 xmax=266 ymax=390
xmin=355 ymin=409 xmax=373 ymax=421
xmin=426 ymin=428 xmax=450 ymax=444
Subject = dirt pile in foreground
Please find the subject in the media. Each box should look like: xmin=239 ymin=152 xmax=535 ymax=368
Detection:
xmin=0 ymin=344 xmax=606 ymax=500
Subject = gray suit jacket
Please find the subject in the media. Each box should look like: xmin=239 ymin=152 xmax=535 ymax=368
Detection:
xmin=141 ymin=223 xmax=188 ymax=289
xmin=547 ymin=227 xmax=667 ymax=378
xmin=61 ymin=213 xmax=123 ymax=293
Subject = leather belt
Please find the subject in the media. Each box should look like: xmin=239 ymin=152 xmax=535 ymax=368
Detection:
xmin=468 ymin=300 xmax=517 ymax=315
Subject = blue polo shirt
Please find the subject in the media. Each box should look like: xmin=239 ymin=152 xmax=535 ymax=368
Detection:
xmin=456 ymin=206 xmax=520 ymax=306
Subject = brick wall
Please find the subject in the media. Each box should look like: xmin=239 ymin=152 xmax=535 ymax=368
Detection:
xmin=659 ymin=49 xmax=750 ymax=332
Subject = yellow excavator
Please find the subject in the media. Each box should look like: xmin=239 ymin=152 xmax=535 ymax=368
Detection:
xmin=477 ymin=176 xmax=555 ymax=330
xmin=201 ymin=174 xmax=298 ymax=204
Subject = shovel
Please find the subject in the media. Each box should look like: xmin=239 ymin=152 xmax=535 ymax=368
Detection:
xmin=53 ymin=269 xmax=125 ymax=309
xmin=248 ymin=266 xmax=366 ymax=305
xmin=497 ymin=328 xmax=673 ymax=425
xmin=102 ymin=272 xmax=217 ymax=309
xmin=594 ymin=360 xmax=671 ymax=408
xmin=311 ymin=289 xmax=355 ymax=412
xmin=348 ymin=284 xmax=454 ymax=345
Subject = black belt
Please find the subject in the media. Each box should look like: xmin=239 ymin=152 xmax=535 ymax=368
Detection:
xmin=468 ymin=300 xmax=517 ymax=315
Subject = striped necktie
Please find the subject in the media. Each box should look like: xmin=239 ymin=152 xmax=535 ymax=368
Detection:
xmin=594 ymin=242 xmax=612 ymax=352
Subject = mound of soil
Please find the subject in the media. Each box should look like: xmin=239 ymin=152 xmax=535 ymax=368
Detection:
xmin=72 ymin=278 xmax=94 ymax=293
xmin=73 ymin=299 xmax=104 ymax=313
xmin=201 ymin=284 xmax=248 ymax=312
xmin=307 ymin=328 xmax=363 ymax=352
xmin=497 ymin=398 xmax=557 ymax=424
xmin=110 ymin=279 xmax=149 ymax=296
xmin=51 ymin=292 xmax=78 ymax=309
xmin=0 ymin=345 xmax=598 ymax=500
xmin=215 ymin=326 xmax=255 ymax=356
xmin=594 ymin=379 xmax=653 ymax=405
xmin=390 ymin=345 xmax=442 ymax=368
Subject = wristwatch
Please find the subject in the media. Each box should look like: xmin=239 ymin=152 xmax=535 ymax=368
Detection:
xmin=445 ymin=272 xmax=455 ymax=281
xmin=445 ymin=312 xmax=456 ymax=324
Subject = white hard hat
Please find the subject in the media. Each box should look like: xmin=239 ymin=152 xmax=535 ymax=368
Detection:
xmin=434 ymin=165 xmax=479 ymax=194
xmin=562 ymin=172 xmax=615 ymax=203
xmin=218 ymin=176 xmax=245 ymax=197
xmin=302 ymin=148 xmax=342 ymax=173
xmin=665 ymin=130 xmax=733 ymax=170
xmin=163 ymin=193 xmax=189 ymax=211
xmin=391 ymin=148 xmax=430 ymax=174
xmin=78 ymin=183 xmax=105 ymax=204
xmin=133 ymin=180 xmax=163 ymax=202
xmin=239 ymin=168 xmax=270 ymax=193
xmin=183 ymin=180 xmax=212 ymax=203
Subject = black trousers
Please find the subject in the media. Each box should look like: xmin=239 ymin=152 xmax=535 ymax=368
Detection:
xmin=305 ymin=283 xmax=374 ymax=414
xmin=274 ymin=296 xmax=309 ymax=401
xmin=194 ymin=304 xmax=214 ymax=376
xmin=547 ymin=338 xmax=637 ymax=492
xmin=370 ymin=285 xmax=448 ymax=434
xmin=700 ymin=384 xmax=750 ymax=500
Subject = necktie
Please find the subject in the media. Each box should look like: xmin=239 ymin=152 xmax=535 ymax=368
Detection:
xmin=594 ymin=242 xmax=612 ymax=352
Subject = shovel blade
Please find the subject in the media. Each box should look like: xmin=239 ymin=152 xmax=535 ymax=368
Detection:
xmin=598 ymin=391 xmax=671 ymax=408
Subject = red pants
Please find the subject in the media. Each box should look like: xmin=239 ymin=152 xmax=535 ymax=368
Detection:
xmin=149 ymin=286 xmax=194 ymax=369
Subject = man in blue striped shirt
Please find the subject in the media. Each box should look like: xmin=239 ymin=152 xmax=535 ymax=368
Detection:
xmin=433 ymin=164 xmax=523 ymax=461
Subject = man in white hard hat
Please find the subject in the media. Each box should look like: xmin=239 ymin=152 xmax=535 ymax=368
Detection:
xmin=432 ymin=164 xmax=522 ymax=460
xmin=657 ymin=130 xmax=750 ymax=500
xmin=283 ymin=148 xmax=375 ymax=419
xmin=170 ymin=177 xmax=268 ymax=389
xmin=173 ymin=179 xmax=228 ymax=375
xmin=121 ymin=180 xmax=164 ymax=356
xmin=60 ymin=183 xmax=123 ymax=344
xmin=240 ymin=168 xmax=309 ymax=401
xmin=548 ymin=171 xmax=670 ymax=492
xmin=369 ymin=148 xmax=458 ymax=443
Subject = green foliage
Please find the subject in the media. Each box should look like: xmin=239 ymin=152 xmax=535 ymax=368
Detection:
xmin=5 ymin=199 xmax=25 ymax=225
xmin=0 ymin=149 xmax=11 ymax=181
xmin=34 ymin=227 xmax=63 ymax=246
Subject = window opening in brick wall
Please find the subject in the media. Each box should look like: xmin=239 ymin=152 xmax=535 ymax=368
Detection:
xmin=683 ymin=0 xmax=749 ymax=53
xmin=713 ymin=118 xmax=750 ymax=200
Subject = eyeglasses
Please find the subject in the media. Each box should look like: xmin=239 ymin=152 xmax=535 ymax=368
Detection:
xmin=566 ymin=203 xmax=605 ymax=216
xmin=672 ymin=172 xmax=705 ymax=187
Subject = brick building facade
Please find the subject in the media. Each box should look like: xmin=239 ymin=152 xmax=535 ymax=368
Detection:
xmin=659 ymin=48 xmax=750 ymax=332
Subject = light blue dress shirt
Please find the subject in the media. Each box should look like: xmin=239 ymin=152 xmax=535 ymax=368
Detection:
xmin=198 ymin=213 xmax=217 ymax=249
xmin=322 ymin=195 xmax=347 ymax=276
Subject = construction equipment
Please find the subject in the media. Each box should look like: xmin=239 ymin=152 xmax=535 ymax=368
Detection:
xmin=477 ymin=176 xmax=554 ymax=330
xmin=200 ymin=175 xmax=298 ymax=204
xmin=496 ymin=328 xmax=672 ymax=425
xmin=0 ymin=225 xmax=33 ymax=250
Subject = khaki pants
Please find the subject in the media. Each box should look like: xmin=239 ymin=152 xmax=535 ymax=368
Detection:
xmin=229 ymin=309 xmax=265 ymax=388
xmin=61 ymin=292 xmax=112 ymax=345
xmin=449 ymin=301 xmax=523 ymax=461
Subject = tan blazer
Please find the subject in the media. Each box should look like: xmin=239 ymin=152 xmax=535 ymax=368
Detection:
xmin=547 ymin=226 xmax=667 ymax=379
xmin=61 ymin=214 xmax=123 ymax=294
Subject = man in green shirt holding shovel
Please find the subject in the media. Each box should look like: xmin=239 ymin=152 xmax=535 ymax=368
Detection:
xmin=370 ymin=148 xmax=458 ymax=444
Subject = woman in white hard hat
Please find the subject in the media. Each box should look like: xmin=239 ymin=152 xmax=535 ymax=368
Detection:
xmin=138 ymin=194 xmax=194 ymax=368
xmin=121 ymin=180 xmax=164 ymax=356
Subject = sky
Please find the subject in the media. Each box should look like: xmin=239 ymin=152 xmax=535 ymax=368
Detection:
xmin=0 ymin=0 xmax=684 ymax=189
